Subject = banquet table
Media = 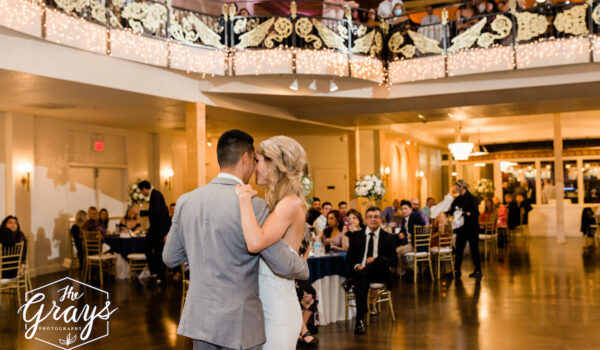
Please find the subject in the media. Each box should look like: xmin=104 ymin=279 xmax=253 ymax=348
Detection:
xmin=105 ymin=236 xmax=146 ymax=279
xmin=307 ymin=252 xmax=352 ymax=325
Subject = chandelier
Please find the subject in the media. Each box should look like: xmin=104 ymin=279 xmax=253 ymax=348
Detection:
xmin=470 ymin=129 xmax=488 ymax=156
xmin=448 ymin=123 xmax=473 ymax=160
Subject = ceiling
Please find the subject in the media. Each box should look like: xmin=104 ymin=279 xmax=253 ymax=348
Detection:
xmin=0 ymin=69 xmax=346 ymax=136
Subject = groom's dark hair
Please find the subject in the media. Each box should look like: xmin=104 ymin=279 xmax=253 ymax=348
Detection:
xmin=217 ymin=130 xmax=255 ymax=168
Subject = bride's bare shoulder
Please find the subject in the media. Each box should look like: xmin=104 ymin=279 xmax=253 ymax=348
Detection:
xmin=275 ymin=194 xmax=306 ymax=215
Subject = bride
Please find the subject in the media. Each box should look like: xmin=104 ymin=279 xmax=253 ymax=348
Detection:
xmin=235 ymin=136 xmax=308 ymax=350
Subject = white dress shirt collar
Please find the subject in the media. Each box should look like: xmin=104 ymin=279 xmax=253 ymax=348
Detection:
xmin=361 ymin=226 xmax=381 ymax=266
xmin=217 ymin=172 xmax=244 ymax=185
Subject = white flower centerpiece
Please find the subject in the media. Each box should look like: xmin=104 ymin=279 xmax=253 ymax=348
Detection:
xmin=473 ymin=178 xmax=495 ymax=200
xmin=128 ymin=181 xmax=148 ymax=206
xmin=355 ymin=174 xmax=386 ymax=207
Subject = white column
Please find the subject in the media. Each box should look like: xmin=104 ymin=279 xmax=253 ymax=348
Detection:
xmin=577 ymin=158 xmax=584 ymax=205
xmin=535 ymin=160 xmax=542 ymax=205
xmin=185 ymin=102 xmax=206 ymax=192
xmin=553 ymin=113 xmax=566 ymax=243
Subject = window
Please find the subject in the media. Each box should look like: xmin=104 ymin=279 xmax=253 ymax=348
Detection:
xmin=583 ymin=160 xmax=600 ymax=203
xmin=563 ymin=161 xmax=578 ymax=204
xmin=541 ymin=161 xmax=555 ymax=204
xmin=501 ymin=161 xmax=536 ymax=204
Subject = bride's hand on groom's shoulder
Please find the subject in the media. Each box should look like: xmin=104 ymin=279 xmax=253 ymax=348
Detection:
xmin=235 ymin=184 xmax=257 ymax=199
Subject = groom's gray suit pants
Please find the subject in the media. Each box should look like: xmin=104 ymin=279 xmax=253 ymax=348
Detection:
xmin=193 ymin=340 xmax=262 ymax=350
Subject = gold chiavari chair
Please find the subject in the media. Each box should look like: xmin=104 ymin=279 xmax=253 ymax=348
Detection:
xmin=181 ymin=264 xmax=189 ymax=316
xmin=479 ymin=220 xmax=498 ymax=259
xmin=431 ymin=224 xmax=454 ymax=279
xmin=82 ymin=230 xmax=116 ymax=288
xmin=366 ymin=283 xmax=396 ymax=325
xmin=0 ymin=242 xmax=25 ymax=305
xmin=127 ymin=253 xmax=147 ymax=281
xmin=344 ymin=287 xmax=356 ymax=321
xmin=405 ymin=225 xmax=434 ymax=283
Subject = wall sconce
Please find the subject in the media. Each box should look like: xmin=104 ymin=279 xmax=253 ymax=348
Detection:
xmin=17 ymin=162 xmax=33 ymax=192
xmin=163 ymin=168 xmax=174 ymax=190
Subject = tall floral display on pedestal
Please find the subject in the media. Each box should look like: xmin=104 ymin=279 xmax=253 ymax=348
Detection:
xmin=355 ymin=175 xmax=386 ymax=208
xmin=302 ymin=174 xmax=313 ymax=203
xmin=473 ymin=178 xmax=495 ymax=200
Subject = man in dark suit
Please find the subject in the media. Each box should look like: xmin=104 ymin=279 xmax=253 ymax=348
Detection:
xmin=139 ymin=180 xmax=171 ymax=285
xmin=396 ymin=199 xmax=427 ymax=277
xmin=342 ymin=206 xmax=399 ymax=335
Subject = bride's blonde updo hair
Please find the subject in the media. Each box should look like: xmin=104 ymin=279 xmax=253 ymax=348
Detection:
xmin=257 ymin=136 xmax=308 ymax=211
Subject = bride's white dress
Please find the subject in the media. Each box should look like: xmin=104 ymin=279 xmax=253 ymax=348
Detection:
xmin=258 ymin=248 xmax=302 ymax=350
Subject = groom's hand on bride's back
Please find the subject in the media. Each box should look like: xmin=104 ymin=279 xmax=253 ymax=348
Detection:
xmin=235 ymin=184 xmax=257 ymax=198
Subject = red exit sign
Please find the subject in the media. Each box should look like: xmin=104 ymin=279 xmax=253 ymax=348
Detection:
xmin=93 ymin=140 xmax=104 ymax=152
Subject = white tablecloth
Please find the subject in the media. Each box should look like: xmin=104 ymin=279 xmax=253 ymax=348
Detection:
xmin=312 ymin=275 xmax=355 ymax=325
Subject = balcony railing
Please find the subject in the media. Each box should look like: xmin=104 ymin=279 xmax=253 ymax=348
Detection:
xmin=1 ymin=0 xmax=599 ymax=84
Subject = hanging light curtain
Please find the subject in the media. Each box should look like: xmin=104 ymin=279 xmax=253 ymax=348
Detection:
xmin=448 ymin=123 xmax=473 ymax=160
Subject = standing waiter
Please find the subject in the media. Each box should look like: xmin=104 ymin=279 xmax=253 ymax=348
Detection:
xmin=447 ymin=180 xmax=482 ymax=279
xmin=138 ymin=180 xmax=171 ymax=285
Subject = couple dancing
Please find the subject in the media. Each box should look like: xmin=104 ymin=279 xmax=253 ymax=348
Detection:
xmin=163 ymin=130 xmax=311 ymax=350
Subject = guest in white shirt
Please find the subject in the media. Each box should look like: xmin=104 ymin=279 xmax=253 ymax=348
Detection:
xmin=377 ymin=0 xmax=403 ymax=19
xmin=312 ymin=201 xmax=332 ymax=236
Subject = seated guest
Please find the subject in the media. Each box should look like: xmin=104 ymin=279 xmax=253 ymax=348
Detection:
xmin=343 ymin=209 xmax=366 ymax=235
xmin=119 ymin=207 xmax=142 ymax=233
xmin=237 ymin=7 xmax=250 ymax=16
xmin=342 ymin=207 xmax=398 ymax=335
xmin=0 ymin=216 xmax=27 ymax=278
xmin=422 ymin=197 xmax=436 ymax=220
xmin=581 ymin=207 xmax=596 ymax=238
xmin=396 ymin=200 xmax=426 ymax=275
xmin=169 ymin=203 xmax=176 ymax=221
xmin=516 ymin=194 xmax=532 ymax=225
xmin=390 ymin=4 xmax=408 ymax=26
xmin=338 ymin=201 xmax=348 ymax=218
xmin=321 ymin=210 xmax=348 ymax=251
xmin=296 ymin=240 xmax=318 ymax=347
xmin=313 ymin=201 xmax=332 ymax=237
xmin=365 ymin=8 xmax=379 ymax=26
xmin=494 ymin=196 xmax=508 ymax=228
xmin=479 ymin=198 xmax=498 ymax=231
xmin=306 ymin=197 xmax=321 ymax=227
xmin=382 ymin=199 xmax=400 ymax=224
xmin=83 ymin=206 xmax=106 ymax=238
xmin=507 ymin=194 xmax=532 ymax=230
xmin=411 ymin=198 xmax=430 ymax=224
xmin=71 ymin=210 xmax=87 ymax=268
xmin=99 ymin=208 xmax=110 ymax=234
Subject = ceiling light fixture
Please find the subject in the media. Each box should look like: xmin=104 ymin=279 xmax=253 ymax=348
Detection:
xmin=470 ymin=129 xmax=489 ymax=156
xmin=308 ymin=80 xmax=317 ymax=91
xmin=448 ymin=122 xmax=474 ymax=161
xmin=289 ymin=79 xmax=299 ymax=91
xmin=329 ymin=80 xmax=338 ymax=92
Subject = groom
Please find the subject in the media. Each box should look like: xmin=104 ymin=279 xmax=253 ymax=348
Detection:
xmin=163 ymin=129 xmax=309 ymax=350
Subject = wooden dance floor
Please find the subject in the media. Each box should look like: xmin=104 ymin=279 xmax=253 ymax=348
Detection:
xmin=2 ymin=237 xmax=600 ymax=349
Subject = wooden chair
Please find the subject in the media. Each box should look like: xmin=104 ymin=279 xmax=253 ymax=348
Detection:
xmin=344 ymin=288 xmax=356 ymax=321
xmin=181 ymin=264 xmax=190 ymax=315
xmin=479 ymin=221 xmax=498 ymax=259
xmin=431 ymin=224 xmax=454 ymax=279
xmin=82 ymin=231 xmax=116 ymax=288
xmin=127 ymin=253 xmax=147 ymax=281
xmin=0 ymin=242 xmax=25 ymax=305
xmin=366 ymin=283 xmax=395 ymax=325
xmin=405 ymin=225 xmax=434 ymax=283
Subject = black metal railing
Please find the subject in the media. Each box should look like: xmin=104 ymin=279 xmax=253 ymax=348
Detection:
xmin=24 ymin=0 xmax=600 ymax=77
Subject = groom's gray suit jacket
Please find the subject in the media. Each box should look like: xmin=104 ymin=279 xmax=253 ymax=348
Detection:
xmin=163 ymin=177 xmax=309 ymax=349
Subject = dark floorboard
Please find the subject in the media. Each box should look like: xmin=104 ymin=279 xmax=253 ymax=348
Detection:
xmin=3 ymin=236 xmax=600 ymax=349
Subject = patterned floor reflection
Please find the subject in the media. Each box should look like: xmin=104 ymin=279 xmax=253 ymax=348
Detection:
xmin=2 ymin=236 xmax=600 ymax=349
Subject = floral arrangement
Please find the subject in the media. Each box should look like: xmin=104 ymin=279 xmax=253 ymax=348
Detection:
xmin=355 ymin=174 xmax=386 ymax=201
xmin=302 ymin=174 xmax=313 ymax=203
xmin=128 ymin=180 xmax=148 ymax=205
xmin=473 ymin=178 xmax=495 ymax=199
